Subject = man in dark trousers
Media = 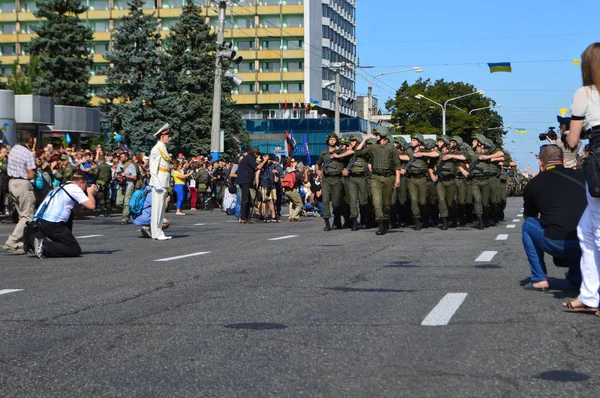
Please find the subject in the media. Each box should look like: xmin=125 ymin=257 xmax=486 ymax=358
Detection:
xmin=236 ymin=148 xmax=268 ymax=223
xmin=521 ymin=144 xmax=586 ymax=290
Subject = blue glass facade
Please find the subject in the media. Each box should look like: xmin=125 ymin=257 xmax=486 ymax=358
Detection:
xmin=246 ymin=118 xmax=366 ymax=164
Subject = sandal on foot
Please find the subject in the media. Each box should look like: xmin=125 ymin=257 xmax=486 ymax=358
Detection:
xmin=562 ymin=300 xmax=598 ymax=312
xmin=523 ymin=282 xmax=549 ymax=292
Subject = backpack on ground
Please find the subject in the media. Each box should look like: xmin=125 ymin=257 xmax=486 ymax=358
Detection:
xmin=129 ymin=188 xmax=151 ymax=219
xmin=281 ymin=171 xmax=296 ymax=189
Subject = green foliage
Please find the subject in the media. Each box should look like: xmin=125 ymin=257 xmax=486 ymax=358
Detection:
xmin=99 ymin=0 xmax=169 ymax=153
xmin=163 ymin=3 xmax=248 ymax=158
xmin=30 ymin=0 xmax=93 ymax=106
xmin=6 ymin=57 xmax=42 ymax=94
xmin=385 ymin=78 xmax=506 ymax=146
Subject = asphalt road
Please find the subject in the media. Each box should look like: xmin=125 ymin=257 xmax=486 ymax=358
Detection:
xmin=0 ymin=197 xmax=598 ymax=397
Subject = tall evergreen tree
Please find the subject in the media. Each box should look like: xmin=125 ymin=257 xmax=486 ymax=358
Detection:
xmin=100 ymin=0 xmax=168 ymax=153
xmin=30 ymin=0 xmax=93 ymax=106
xmin=163 ymin=2 xmax=248 ymax=158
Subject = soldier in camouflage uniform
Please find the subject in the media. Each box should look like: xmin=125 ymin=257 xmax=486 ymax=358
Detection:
xmin=467 ymin=134 xmax=491 ymax=230
xmin=450 ymin=136 xmax=470 ymax=226
xmin=92 ymin=155 xmax=113 ymax=217
xmin=423 ymin=139 xmax=440 ymax=228
xmin=316 ymin=133 xmax=346 ymax=231
xmin=433 ymin=136 xmax=458 ymax=230
xmin=338 ymin=138 xmax=352 ymax=229
xmin=391 ymin=137 xmax=411 ymax=228
xmin=341 ymin=136 xmax=370 ymax=231
xmin=482 ymin=138 xmax=505 ymax=225
xmin=54 ymin=154 xmax=75 ymax=184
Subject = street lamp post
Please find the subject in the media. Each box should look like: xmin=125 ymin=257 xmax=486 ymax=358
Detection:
xmin=469 ymin=104 xmax=501 ymax=115
xmin=354 ymin=66 xmax=422 ymax=135
xmin=415 ymin=90 xmax=485 ymax=135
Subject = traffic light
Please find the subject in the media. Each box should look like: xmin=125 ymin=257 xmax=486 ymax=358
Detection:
xmin=218 ymin=42 xmax=243 ymax=65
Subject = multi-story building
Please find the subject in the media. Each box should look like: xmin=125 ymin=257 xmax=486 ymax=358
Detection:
xmin=0 ymin=0 xmax=357 ymax=120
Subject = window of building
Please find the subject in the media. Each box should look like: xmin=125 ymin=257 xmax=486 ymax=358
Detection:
xmin=142 ymin=0 xmax=155 ymax=9
xmin=286 ymin=60 xmax=303 ymax=71
xmin=93 ymin=21 xmax=110 ymax=32
xmin=88 ymin=0 xmax=109 ymax=10
xmin=260 ymin=0 xmax=280 ymax=5
xmin=233 ymin=0 xmax=254 ymax=5
xmin=286 ymin=38 xmax=303 ymax=49
xmin=162 ymin=0 xmax=183 ymax=8
xmin=210 ymin=17 xmax=233 ymax=29
xmin=21 ymin=1 xmax=38 ymax=11
xmin=0 ymin=66 xmax=13 ymax=77
xmin=285 ymin=16 xmax=302 ymax=27
xmin=236 ymin=40 xmax=255 ymax=50
xmin=21 ymin=43 xmax=30 ymax=55
xmin=261 ymin=39 xmax=280 ymax=49
xmin=2 ymin=23 xmax=16 ymax=34
xmin=162 ymin=18 xmax=178 ymax=30
xmin=287 ymin=82 xmax=303 ymax=93
xmin=261 ymin=83 xmax=280 ymax=93
xmin=238 ymin=84 xmax=255 ymax=94
xmin=1 ymin=1 xmax=15 ymax=12
xmin=234 ymin=16 xmax=255 ymax=28
xmin=92 ymin=43 xmax=110 ymax=55
xmin=285 ymin=0 xmax=303 ymax=4
xmin=93 ymin=64 xmax=110 ymax=76
xmin=260 ymin=16 xmax=280 ymax=28
xmin=261 ymin=61 xmax=280 ymax=72
xmin=238 ymin=62 xmax=254 ymax=72
xmin=1 ymin=45 xmax=16 ymax=55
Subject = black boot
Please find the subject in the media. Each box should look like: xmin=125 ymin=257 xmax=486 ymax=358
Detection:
xmin=351 ymin=217 xmax=359 ymax=231
xmin=441 ymin=217 xmax=449 ymax=230
xmin=376 ymin=220 xmax=386 ymax=235
xmin=333 ymin=215 xmax=343 ymax=230
xmin=324 ymin=218 xmax=332 ymax=231
xmin=414 ymin=218 xmax=422 ymax=231
xmin=476 ymin=216 xmax=485 ymax=230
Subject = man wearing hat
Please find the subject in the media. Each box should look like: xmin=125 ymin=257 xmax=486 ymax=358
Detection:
xmin=335 ymin=130 xmax=400 ymax=235
xmin=316 ymin=133 xmax=346 ymax=231
xmin=481 ymin=138 xmax=506 ymax=225
xmin=338 ymin=138 xmax=352 ymax=228
xmin=468 ymin=134 xmax=491 ymax=229
xmin=342 ymin=135 xmax=370 ymax=231
xmin=91 ymin=154 xmax=113 ymax=217
xmin=399 ymin=133 xmax=438 ymax=230
xmin=54 ymin=154 xmax=76 ymax=184
xmin=392 ymin=137 xmax=411 ymax=227
xmin=449 ymin=136 xmax=471 ymax=225
xmin=434 ymin=135 xmax=458 ymax=230
xmin=149 ymin=123 xmax=173 ymax=240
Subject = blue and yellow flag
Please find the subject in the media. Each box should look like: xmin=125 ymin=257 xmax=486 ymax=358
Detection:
xmin=515 ymin=128 xmax=527 ymax=135
xmin=302 ymin=132 xmax=311 ymax=165
xmin=488 ymin=62 xmax=512 ymax=73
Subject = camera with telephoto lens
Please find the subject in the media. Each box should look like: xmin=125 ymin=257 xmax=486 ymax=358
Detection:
xmin=539 ymin=127 xmax=558 ymax=142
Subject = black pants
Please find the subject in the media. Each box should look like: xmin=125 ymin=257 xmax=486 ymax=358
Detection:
xmin=240 ymin=183 xmax=252 ymax=220
xmin=39 ymin=218 xmax=81 ymax=258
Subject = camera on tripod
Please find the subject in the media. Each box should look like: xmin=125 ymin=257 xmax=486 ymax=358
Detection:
xmin=539 ymin=127 xmax=558 ymax=142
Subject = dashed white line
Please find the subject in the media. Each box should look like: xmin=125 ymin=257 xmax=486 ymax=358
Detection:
xmin=517 ymin=214 xmax=523 ymax=217
xmin=496 ymin=234 xmax=509 ymax=241
xmin=512 ymin=219 xmax=520 ymax=222
xmin=194 ymin=223 xmax=206 ymax=226
xmin=507 ymin=224 xmax=516 ymax=229
xmin=422 ymin=293 xmax=468 ymax=326
xmin=154 ymin=252 xmax=211 ymax=262
xmin=475 ymin=251 xmax=497 ymax=262
xmin=268 ymin=235 xmax=298 ymax=241
xmin=0 ymin=289 xmax=23 ymax=296
xmin=76 ymin=235 xmax=103 ymax=239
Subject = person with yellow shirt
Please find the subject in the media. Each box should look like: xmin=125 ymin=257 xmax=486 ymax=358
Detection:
xmin=172 ymin=160 xmax=193 ymax=215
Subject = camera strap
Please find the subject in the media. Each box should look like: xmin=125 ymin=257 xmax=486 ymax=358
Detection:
xmin=548 ymin=169 xmax=585 ymax=190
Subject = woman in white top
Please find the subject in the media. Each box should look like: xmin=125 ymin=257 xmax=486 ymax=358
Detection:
xmin=564 ymin=42 xmax=600 ymax=313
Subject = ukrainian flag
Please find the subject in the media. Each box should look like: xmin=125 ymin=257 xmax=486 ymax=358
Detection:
xmin=515 ymin=128 xmax=527 ymax=135
xmin=487 ymin=62 xmax=512 ymax=73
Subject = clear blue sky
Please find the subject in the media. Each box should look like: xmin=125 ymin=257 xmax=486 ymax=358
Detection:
xmin=355 ymin=0 xmax=598 ymax=173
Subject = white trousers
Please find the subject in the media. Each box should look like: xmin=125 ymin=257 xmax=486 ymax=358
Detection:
xmin=151 ymin=187 xmax=167 ymax=240
xmin=577 ymin=195 xmax=600 ymax=307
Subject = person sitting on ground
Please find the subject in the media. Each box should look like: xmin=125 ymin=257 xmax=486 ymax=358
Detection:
xmin=33 ymin=173 xmax=99 ymax=258
xmin=132 ymin=186 xmax=170 ymax=238
xmin=521 ymin=145 xmax=586 ymax=291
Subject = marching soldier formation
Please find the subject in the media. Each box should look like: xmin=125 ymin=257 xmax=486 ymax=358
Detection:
xmin=318 ymin=131 xmax=517 ymax=235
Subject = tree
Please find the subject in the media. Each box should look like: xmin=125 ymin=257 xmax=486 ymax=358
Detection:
xmin=385 ymin=78 xmax=506 ymax=146
xmin=6 ymin=57 xmax=42 ymax=95
xmin=30 ymin=0 xmax=93 ymax=106
xmin=163 ymin=2 xmax=248 ymax=158
xmin=100 ymin=0 xmax=169 ymax=153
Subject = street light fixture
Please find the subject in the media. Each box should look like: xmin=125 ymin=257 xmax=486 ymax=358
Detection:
xmin=469 ymin=104 xmax=501 ymax=115
xmin=354 ymin=66 xmax=423 ymax=134
xmin=414 ymin=89 xmax=485 ymax=135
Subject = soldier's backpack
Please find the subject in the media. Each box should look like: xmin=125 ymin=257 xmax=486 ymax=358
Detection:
xmin=129 ymin=188 xmax=151 ymax=219
xmin=281 ymin=171 xmax=296 ymax=189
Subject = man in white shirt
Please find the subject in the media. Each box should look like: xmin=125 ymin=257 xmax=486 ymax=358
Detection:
xmin=33 ymin=173 xmax=98 ymax=258
xmin=149 ymin=123 xmax=173 ymax=240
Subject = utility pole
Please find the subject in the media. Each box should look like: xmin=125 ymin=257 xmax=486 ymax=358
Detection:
xmin=210 ymin=1 xmax=227 ymax=161
xmin=366 ymin=83 xmax=373 ymax=135
xmin=334 ymin=68 xmax=340 ymax=136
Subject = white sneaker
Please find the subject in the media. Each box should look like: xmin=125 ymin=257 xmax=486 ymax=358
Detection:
xmin=34 ymin=238 xmax=45 ymax=259
xmin=155 ymin=236 xmax=172 ymax=241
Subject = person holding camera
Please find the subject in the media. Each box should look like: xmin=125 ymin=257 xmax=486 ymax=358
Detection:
xmin=115 ymin=151 xmax=137 ymax=225
xmin=33 ymin=173 xmax=98 ymax=259
xmin=236 ymin=148 xmax=268 ymax=224
xmin=542 ymin=121 xmax=581 ymax=169
xmin=521 ymin=145 xmax=586 ymax=291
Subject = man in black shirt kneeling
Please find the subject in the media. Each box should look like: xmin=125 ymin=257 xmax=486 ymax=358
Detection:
xmin=522 ymin=145 xmax=586 ymax=290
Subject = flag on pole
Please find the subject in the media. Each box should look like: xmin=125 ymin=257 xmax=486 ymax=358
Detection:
xmin=292 ymin=102 xmax=296 ymax=110
xmin=284 ymin=100 xmax=288 ymax=110
xmin=305 ymin=101 xmax=309 ymax=111
xmin=65 ymin=133 xmax=72 ymax=145
xmin=290 ymin=130 xmax=298 ymax=153
xmin=487 ymin=62 xmax=512 ymax=73
xmin=559 ymin=107 xmax=568 ymax=117
xmin=573 ymin=59 xmax=581 ymax=66
xmin=285 ymin=130 xmax=295 ymax=155
xmin=515 ymin=128 xmax=527 ymax=135
xmin=303 ymin=132 xmax=312 ymax=165
xmin=309 ymin=98 xmax=319 ymax=108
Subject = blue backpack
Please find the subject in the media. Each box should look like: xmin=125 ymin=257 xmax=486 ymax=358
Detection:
xmin=260 ymin=164 xmax=276 ymax=189
xmin=129 ymin=188 xmax=151 ymax=219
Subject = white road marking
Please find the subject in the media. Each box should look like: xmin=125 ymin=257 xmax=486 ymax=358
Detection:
xmin=475 ymin=251 xmax=497 ymax=262
xmin=512 ymin=219 xmax=520 ymax=222
xmin=496 ymin=234 xmax=509 ymax=241
xmin=0 ymin=289 xmax=23 ymax=296
xmin=422 ymin=293 xmax=468 ymax=326
xmin=268 ymin=235 xmax=298 ymax=241
xmin=194 ymin=223 xmax=206 ymax=226
xmin=76 ymin=235 xmax=103 ymax=239
xmin=517 ymin=214 xmax=523 ymax=217
xmin=154 ymin=252 xmax=211 ymax=262
xmin=507 ymin=224 xmax=516 ymax=229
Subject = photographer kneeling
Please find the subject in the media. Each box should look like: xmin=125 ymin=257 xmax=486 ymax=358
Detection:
xmin=33 ymin=173 xmax=98 ymax=259
xmin=522 ymin=145 xmax=586 ymax=290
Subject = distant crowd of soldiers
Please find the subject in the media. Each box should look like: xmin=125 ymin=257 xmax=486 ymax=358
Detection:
xmin=315 ymin=131 xmax=517 ymax=235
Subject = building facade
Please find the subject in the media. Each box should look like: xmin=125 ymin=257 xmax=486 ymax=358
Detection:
xmin=0 ymin=0 xmax=357 ymax=119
